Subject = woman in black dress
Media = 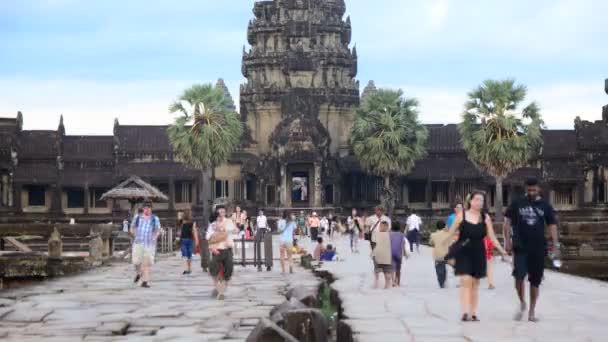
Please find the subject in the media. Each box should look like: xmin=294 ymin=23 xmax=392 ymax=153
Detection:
xmin=449 ymin=191 xmax=506 ymax=322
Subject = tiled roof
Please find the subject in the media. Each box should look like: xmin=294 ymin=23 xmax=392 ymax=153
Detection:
xmin=18 ymin=131 xmax=57 ymax=159
xmin=116 ymin=126 xmax=172 ymax=153
xmin=425 ymin=124 xmax=463 ymax=153
xmin=408 ymin=155 xmax=483 ymax=180
xmin=63 ymin=136 xmax=114 ymax=161
xmin=575 ymin=121 xmax=608 ymax=150
xmin=117 ymin=162 xmax=199 ymax=179
xmin=541 ymin=130 xmax=578 ymax=158
xmin=61 ymin=167 xmax=116 ymax=187
xmin=14 ymin=161 xmax=57 ymax=184
xmin=543 ymin=159 xmax=584 ymax=181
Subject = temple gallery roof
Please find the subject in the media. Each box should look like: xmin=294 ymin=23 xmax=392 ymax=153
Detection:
xmin=115 ymin=125 xmax=172 ymax=154
xmin=18 ymin=131 xmax=58 ymax=159
xmin=63 ymin=136 xmax=114 ymax=161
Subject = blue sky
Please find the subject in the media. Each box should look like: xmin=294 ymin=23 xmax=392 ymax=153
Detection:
xmin=1 ymin=0 xmax=607 ymax=134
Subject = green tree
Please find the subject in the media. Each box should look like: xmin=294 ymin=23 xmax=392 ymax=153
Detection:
xmin=459 ymin=79 xmax=543 ymax=222
xmin=167 ymin=83 xmax=243 ymax=227
xmin=350 ymin=89 xmax=428 ymax=215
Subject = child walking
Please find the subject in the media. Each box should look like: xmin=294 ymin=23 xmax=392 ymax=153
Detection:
xmin=372 ymin=221 xmax=393 ymax=289
xmin=390 ymin=222 xmax=407 ymax=287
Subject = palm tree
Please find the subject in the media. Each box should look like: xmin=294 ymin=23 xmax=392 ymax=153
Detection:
xmin=350 ymin=89 xmax=428 ymax=215
xmin=167 ymin=83 xmax=243 ymax=227
xmin=459 ymin=79 xmax=543 ymax=222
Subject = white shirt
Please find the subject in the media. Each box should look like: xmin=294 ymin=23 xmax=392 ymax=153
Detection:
xmin=320 ymin=218 xmax=329 ymax=229
xmin=256 ymin=215 xmax=268 ymax=229
xmin=206 ymin=218 xmax=235 ymax=249
xmin=406 ymin=214 xmax=422 ymax=231
xmin=365 ymin=215 xmax=391 ymax=234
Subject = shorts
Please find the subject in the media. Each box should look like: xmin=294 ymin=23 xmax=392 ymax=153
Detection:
xmin=280 ymin=241 xmax=293 ymax=250
xmin=392 ymin=256 xmax=402 ymax=272
xmin=513 ymin=250 xmax=545 ymax=287
xmin=209 ymin=248 xmax=234 ymax=281
xmin=373 ymin=257 xmax=393 ymax=274
xmin=180 ymin=239 xmax=193 ymax=259
xmin=132 ymin=243 xmax=155 ymax=265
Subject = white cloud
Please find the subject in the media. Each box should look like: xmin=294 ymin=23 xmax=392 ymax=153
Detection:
xmin=0 ymin=79 xmax=243 ymax=135
xmin=428 ymin=0 xmax=449 ymax=31
xmin=1 ymin=79 xmax=604 ymax=134
xmin=387 ymin=81 xmax=606 ymax=129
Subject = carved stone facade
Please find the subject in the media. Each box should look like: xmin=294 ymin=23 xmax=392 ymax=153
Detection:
xmin=237 ymin=0 xmax=359 ymax=209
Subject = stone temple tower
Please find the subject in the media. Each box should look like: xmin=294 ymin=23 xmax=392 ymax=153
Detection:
xmin=239 ymin=0 xmax=359 ymax=208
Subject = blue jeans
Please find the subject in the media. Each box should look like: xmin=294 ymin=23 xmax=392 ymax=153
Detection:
xmin=180 ymin=239 xmax=193 ymax=259
xmin=435 ymin=261 xmax=447 ymax=288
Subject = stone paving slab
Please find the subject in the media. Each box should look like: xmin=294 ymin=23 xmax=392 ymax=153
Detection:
xmin=0 ymin=238 xmax=319 ymax=341
xmin=321 ymin=237 xmax=608 ymax=342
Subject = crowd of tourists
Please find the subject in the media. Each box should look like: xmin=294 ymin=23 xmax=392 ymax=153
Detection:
xmin=127 ymin=177 xmax=560 ymax=320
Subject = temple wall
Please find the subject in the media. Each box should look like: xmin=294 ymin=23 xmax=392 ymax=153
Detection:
xmin=249 ymin=103 xmax=282 ymax=154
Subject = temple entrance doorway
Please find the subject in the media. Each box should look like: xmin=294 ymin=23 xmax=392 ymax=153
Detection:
xmin=283 ymin=163 xmax=320 ymax=208
xmin=291 ymin=171 xmax=309 ymax=204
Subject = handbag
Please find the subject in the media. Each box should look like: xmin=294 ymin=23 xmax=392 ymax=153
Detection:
xmin=364 ymin=219 xmax=381 ymax=242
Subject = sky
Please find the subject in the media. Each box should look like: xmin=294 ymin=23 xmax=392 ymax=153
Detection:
xmin=0 ymin=0 xmax=607 ymax=135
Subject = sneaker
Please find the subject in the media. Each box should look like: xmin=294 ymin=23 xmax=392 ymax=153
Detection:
xmin=514 ymin=302 xmax=527 ymax=321
xmin=133 ymin=274 xmax=141 ymax=283
xmin=141 ymin=282 xmax=150 ymax=288
xmin=182 ymin=270 xmax=191 ymax=275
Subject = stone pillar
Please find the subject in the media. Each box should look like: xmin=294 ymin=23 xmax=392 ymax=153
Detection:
xmin=83 ymin=184 xmax=90 ymax=214
xmin=12 ymin=182 xmax=21 ymax=211
xmin=168 ymin=177 xmax=176 ymax=211
xmin=48 ymin=227 xmax=62 ymax=258
xmin=280 ymin=164 xmax=287 ymax=206
xmin=425 ymin=177 xmax=432 ymax=209
xmin=88 ymin=233 xmax=103 ymax=262
xmin=448 ymin=178 xmax=456 ymax=206
xmin=577 ymin=180 xmax=585 ymax=208
xmin=50 ymin=183 xmax=63 ymax=215
xmin=313 ymin=163 xmax=322 ymax=207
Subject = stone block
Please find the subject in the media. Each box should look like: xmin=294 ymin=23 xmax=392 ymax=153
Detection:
xmin=88 ymin=234 xmax=104 ymax=262
xmin=245 ymin=318 xmax=298 ymax=342
xmin=283 ymin=308 xmax=328 ymax=342
xmin=48 ymin=228 xmax=62 ymax=258
xmin=285 ymin=285 xmax=318 ymax=307
xmin=269 ymin=298 xmax=307 ymax=323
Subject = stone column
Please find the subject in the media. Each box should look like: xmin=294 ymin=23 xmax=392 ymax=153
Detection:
xmin=313 ymin=163 xmax=322 ymax=207
xmin=12 ymin=182 xmax=21 ymax=211
xmin=577 ymin=180 xmax=585 ymax=208
xmin=50 ymin=183 xmax=63 ymax=215
xmin=425 ymin=177 xmax=432 ymax=209
xmin=168 ymin=177 xmax=176 ymax=211
xmin=279 ymin=164 xmax=287 ymax=206
xmin=448 ymin=178 xmax=456 ymax=206
xmin=83 ymin=184 xmax=90 ymax=214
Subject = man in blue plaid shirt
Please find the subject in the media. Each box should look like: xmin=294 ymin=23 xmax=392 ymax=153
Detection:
xmin=130 ymin=202 xmax=161 ymax=288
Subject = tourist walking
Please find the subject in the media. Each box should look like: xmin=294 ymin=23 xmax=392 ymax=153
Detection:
xmin=278 ymin=212 xmax=297 ymax=274
xmin=430 ymin=220 xmax=452 ymax=288
xmin=179 ymin=209 xmax=199 ymax=275
xmin=504 ymin=178 xmax=560 ymax=322
xmin=309 ymin=212 xmax=320 ymax=241
xmin=256 ymin=209 xmax=268 ymax=237
xmin=365 ymin=206 xmax=391 ymax=247
xmin=206 ymin=205 xmax=236 ymax=300
xmin=372 ymin=221 xmax=393 ymax=289
xmin=406 ymin=211 xmax=422 ymax=253
xmin=448 ymin=191 xmax=506 ymax=321
xmin=320 ymin=215 xmax=329 ymax=237
xmin=347 ymin=209 xmax=362 ymax=253
xmin=296 ymin=211 xmax=307 ymax=237
xmin=390 ymin=222 xmax=407 ymax=287
xmin=130 ymin=202 xmax=161 ymax=288
xmin=232 ymin=206 xmax=246 ymax=233
xmin=447 ymin=203 xmax=463 ymax=229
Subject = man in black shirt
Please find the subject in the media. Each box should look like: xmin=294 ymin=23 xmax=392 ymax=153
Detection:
xmin=504 ymin=178 xmax=560 ymax=322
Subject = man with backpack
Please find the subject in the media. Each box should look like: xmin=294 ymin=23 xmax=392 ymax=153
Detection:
xmin=130 ymin=201 xmax=161 ymax=288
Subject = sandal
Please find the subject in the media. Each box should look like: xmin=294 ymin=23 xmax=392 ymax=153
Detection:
xmin=471 ymin=315 xmax=480 ymax=322
xmin=461 ymin=314 xmax=469 ymax=322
